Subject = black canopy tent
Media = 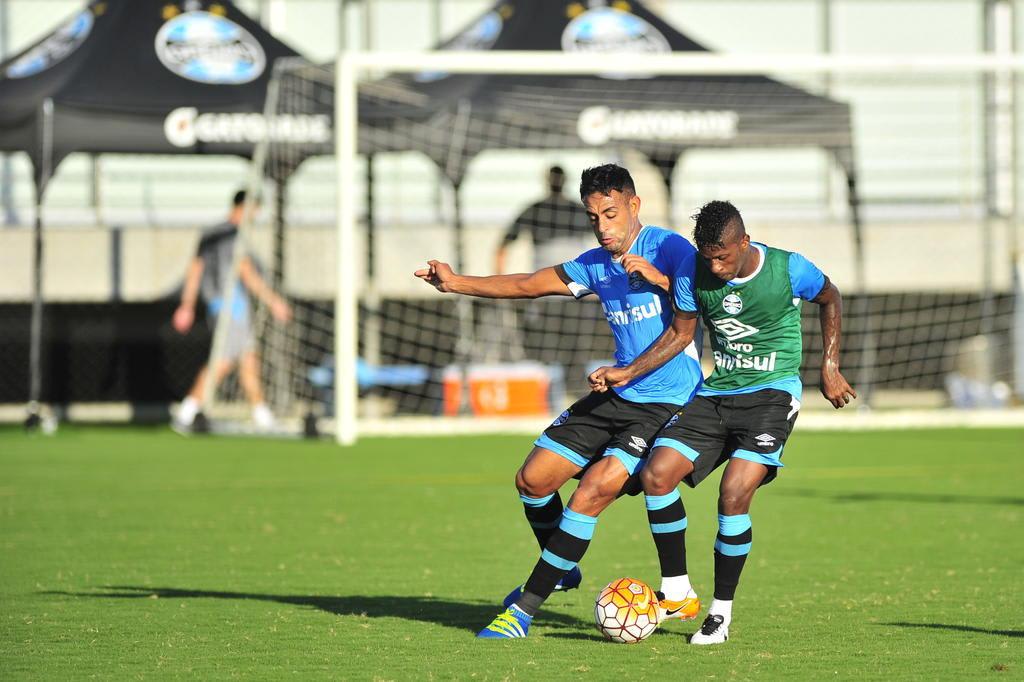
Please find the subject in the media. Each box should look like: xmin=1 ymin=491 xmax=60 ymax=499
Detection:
xmin=360 ymin=0 xmax=864 ymax=239
xmin=0 ymin=0 xmax=325 ymax=422
xmin=370 ymin=0 xmax=860 ymax=188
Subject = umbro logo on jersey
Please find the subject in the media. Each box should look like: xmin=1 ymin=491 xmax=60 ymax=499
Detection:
xmin=711 ymin=317 xmax=759 ymax=341
xmin=723 ymin=293 xmax=743 ymax=314
xmin=628 ymin=435 xmax=648 ymax=452
xmin=755 ymin=433 xmax=776 ymax=448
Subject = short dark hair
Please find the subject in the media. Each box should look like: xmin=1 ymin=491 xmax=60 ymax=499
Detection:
xmin=547 ymin=165 xmax=565 ymax=193
xmin=232 ymin=189 xmax=247 ymax=207
xmin=692 ymin=200 xmax=745 ymax=248
xmin=579 ymin=164 xmax=635 ymax=201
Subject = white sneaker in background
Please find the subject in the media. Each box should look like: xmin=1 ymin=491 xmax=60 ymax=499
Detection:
xmin=252 ymin=403 xmax=276 ymax=431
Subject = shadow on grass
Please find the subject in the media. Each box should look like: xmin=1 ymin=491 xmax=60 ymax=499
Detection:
xmin=41 ymin=586 xmax=591 ymax=634
xmin=881 ymin=622 xmax=1023 ymax=638
xmin=546 ymin=627 xmax=683 ymax=643
xmin=778 ymin=488 xmax=1024 ymax=507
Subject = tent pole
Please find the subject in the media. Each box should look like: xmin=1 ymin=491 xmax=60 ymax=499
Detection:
xmin=363 ymin=154 xmax=383 ymax=418
xmin=26 ymin=98 xmax=55 ymax=430
xmin=452 ymin=180 xmax=474 ymax=414
xmin=0 ymin=0 xmax=15 ymax=226
xmin=26 ymin=195 xmax=44 ymax=428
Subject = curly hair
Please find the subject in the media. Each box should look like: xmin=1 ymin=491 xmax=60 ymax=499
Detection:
xmin=579 ymin=164 xmax=636 ymax=200
xmin=692 ymin=200 xmax=744 ymax=248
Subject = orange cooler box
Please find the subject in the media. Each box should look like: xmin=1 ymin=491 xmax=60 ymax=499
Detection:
xmin=442 ymin=363 xmax=557 ymax=416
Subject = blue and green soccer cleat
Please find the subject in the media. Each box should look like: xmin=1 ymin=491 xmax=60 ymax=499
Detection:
xmin=501 ymin=566 xmax=581 ymax=609
xmin=476 ymin=605 xmax=532 ymax=639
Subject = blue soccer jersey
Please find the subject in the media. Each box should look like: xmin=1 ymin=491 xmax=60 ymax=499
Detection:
xmin=558 ymin=226 xmax=703 ymax=406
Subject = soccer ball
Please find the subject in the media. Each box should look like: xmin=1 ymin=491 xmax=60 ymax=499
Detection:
xmin=594 ymin=577 xmax=660 ymax=643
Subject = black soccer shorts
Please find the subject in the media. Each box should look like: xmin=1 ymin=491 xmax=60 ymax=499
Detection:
xmin=652 ymin=388 xmax=801 ymax=487
xmin=535 ymin=390 xmax=681 ymax=476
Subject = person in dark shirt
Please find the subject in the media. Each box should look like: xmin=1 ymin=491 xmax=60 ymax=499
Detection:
xmin=492 ymin=167 xmax=610 ymax=387
xmin=171 ymin=190 xmax=291 ymax=432
xmin=494 ymin=165 xmax=591 ymax=274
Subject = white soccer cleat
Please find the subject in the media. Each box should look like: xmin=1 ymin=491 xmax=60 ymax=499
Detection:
xmin=252 ymin=404 xmax=277 ymax=431
xmin=690 ymin=613 xmax=729 ymax=645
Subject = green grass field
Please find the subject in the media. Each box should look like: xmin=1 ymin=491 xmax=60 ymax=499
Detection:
xmin=1 ymin=426 xmax=1022 ymax=679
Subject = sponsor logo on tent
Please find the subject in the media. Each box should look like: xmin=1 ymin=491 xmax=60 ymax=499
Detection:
xmin=562 ymin=6 xmax=668 ymax=78
xmin=155 ymin=11 xmax=266 ymax=84
xmin=577 ymin=106 xmax=739 ymax=146
xmin=5 ymin=9 xmax=94 ymax=79
xmin=415 ymin=10 xmax=504 ymax=83
xmin=164 ymin=107 xmax=331 ymax=148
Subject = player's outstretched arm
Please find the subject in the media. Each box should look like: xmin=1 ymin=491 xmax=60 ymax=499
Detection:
xmin=588 ymin=310 xmax=697 ymax=391
xmin=414 ymin=260 xmax=572 ymax=299
xmin=813 ymin=277 xmax=856 ymax=408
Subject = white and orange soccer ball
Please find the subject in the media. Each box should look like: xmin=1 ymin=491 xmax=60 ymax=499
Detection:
xmin=594 ymin=577 xmax=660 ymax=643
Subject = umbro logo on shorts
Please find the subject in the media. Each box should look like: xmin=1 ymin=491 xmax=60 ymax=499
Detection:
xmin=628 ymin=435 xmax=648 ymax=452
xmin=754 ymin=433 xmax=776 ymax=448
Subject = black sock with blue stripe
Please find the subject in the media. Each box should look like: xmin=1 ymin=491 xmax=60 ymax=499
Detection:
xmin=517 ymin=508 xmax=597 ymax=616
xmin=645 ymin=489 xmax=688 ymax=579
xmin=713 ymin=513 xmax=752 ymax=600
xmin=520 ymin=492 xmax=564 ymax=549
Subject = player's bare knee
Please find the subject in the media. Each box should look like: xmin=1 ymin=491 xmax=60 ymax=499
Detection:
xmin=718 ymin=488 xmax=753 ymax=515
xmin=515 ymin=467 xmax=552 ymax=498
xmin=640 ymin=464 xmax=674 ymax=496
xmin=569 ymin=481 xmax=614 ymax=516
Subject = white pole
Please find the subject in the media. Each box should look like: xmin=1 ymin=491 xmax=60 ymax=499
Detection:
xmin=334 ymin=53 xmax=358 ymax=446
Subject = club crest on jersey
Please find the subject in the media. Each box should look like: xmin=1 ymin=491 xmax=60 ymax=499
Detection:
xmin=628 ymin=435 xmax=648 ymax=452
xmin=551 ymin=410 xmax=570 ymax=427
xmin=723 ymin=293 xmax=743 ymax=314
xmin=628 ymin=271 xmax=645 ymax=290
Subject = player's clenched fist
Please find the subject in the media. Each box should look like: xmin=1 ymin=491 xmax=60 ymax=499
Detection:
xmin=588 ymin=365 xmax=633 ymax=392
xmin=414 ymin=260 xmax=456 ymax=292
xmin=820 ymin=365 xmax=857 ymax=409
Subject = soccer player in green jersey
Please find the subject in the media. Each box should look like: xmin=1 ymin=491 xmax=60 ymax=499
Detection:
xmin=589 ymin=200 xmax=856 ymax=645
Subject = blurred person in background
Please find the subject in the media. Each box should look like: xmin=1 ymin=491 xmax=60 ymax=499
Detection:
xmin=494 ymin=165 xmax=590 ymax=275
xmin=171 ymin=189 xmax=291 ymax=433
xmin=494 ymin=165 xmax=600 ymax=383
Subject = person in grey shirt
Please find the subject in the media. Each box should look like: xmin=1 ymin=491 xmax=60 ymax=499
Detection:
xmin=172 ymin=190 xmax=291 ymax=431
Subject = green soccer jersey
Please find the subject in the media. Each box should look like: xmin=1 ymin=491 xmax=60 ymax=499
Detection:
xmin=696 ymin=243 xmax=826 ymax=399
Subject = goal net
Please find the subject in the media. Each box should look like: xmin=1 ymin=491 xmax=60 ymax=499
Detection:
xmin=203 ymin=50 xmax=1024 ymax=442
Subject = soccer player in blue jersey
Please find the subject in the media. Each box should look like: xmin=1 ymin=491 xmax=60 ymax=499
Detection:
xmin=590 ymin=200 xmax=856 ymax=645
xmin=415 ymin=164 xmax=704 ymax=639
